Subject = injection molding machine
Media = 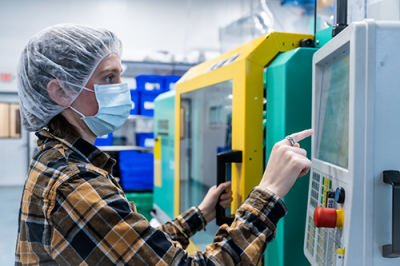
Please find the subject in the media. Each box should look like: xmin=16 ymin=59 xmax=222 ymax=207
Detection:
xmin=153 ymin=30 xmax=322 ymax=265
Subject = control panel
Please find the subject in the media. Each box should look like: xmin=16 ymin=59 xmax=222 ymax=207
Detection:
xmin=304 ymin=20 xmax=400 ymax=266
xmin=306 ymin=171 xmax=346 ymax=266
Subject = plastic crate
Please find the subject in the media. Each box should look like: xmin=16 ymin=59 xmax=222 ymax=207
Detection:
xmin=125 ymin=192 xmax=153 ymax=220
xmin=139 ymin=91 xmax=159 ymax=117
xmin=130 ymin=90 xmax=139 ymax=115
xmin=120 ymin=171 xmax=153 ymax=191
xmin=94 ymin=133 xmax=113 ymax=146
xmin=136 ymin=75 xmax=165 ymax=93
xmin=136 ymin=132 xmax=154 ymax=147
xmin=119 ymin=151 xmax=154 ymax=191
xmin=164 ymin=75 xmax=181 ymax=91
xmin=119 ymin=165 xmax=154 ymax=191
xmin=119 ymin=151 xmax=153 ymax=165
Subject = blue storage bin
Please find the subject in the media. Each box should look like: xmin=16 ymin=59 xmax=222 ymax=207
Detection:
xmin=164 ymin=75 xmax=181 ymax=91
xmin=139 ymin=91 xmax=159 ymax=117
xmin=136 ymin=75 xmax=165 ymax=93
xmin=119 ymin=151 xmax=153 ymax=166
xmin=130 ymin=90 xmax=139 ymax=115
xmin=120 ymin=175 xmax=153 ymax=190
xmin=94 ymin=133 xmax=113 ymax=146
xmin=120 ymin=167 xmax=154 ymax=190
xmin=119 ymin=151 xmax=154 ymax=191
xmin=136 ymin=133 xmax=154 ymax=147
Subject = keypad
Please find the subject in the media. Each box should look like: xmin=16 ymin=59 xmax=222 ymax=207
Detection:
xmin=311 ymin=189 xmax=319 ymax=199
xmin=316 ymin=228 xmax=328 ymax=265
xmin=320 ymin=175 xmax=332 ymax=207
xmin=311 ymin=198 xmax=318 ymax=208
xmin=312 ymin=180 xmax=320 ymax=190
xmin=313 ymin=172 xmax=321 ymax=182
xmin=328 ymin=237 xmax=341 ymax=266
xmin=310 ymin=172 xmax=321 ymax=209
xmin=308 ymin=172 xmax=338 ymax=265
xmin=307 ymin=216 xmax=316 ymax=257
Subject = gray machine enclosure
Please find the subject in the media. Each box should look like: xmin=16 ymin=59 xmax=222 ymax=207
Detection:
xmin=304 ymin=20 xmax=400 ymax=266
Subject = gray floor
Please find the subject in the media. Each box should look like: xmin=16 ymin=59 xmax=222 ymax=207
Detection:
xmin=0 ymin=186 xmax=23 ymax=265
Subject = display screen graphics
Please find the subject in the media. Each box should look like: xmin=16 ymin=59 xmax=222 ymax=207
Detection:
xmin=315 ymin=55 xmax=350 ymax=169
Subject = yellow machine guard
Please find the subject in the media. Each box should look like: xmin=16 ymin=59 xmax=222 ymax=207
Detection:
xmin=174 ymin=32 xmax=313 ymax=252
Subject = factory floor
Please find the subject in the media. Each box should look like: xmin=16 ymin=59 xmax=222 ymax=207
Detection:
xmin=0 ymin=186 xmax=22 ymax=265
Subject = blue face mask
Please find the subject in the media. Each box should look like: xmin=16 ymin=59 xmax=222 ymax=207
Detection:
xmin=70 ymin=83 xmax=132 ymax=137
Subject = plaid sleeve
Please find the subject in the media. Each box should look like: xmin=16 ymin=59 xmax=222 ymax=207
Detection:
xmin=157 ymin=207 xmax=206 ymax=250
xmin=178 ymin=186 xmax=287 ymax=266
xmin=49 ymin=171 xmax=286 ymax=266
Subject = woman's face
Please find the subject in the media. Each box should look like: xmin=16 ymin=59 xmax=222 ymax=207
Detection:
xmin=70 ymin=53 xmax=123 ymax=116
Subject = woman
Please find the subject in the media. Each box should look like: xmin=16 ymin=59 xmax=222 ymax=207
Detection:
xmin=15 ymin=24 xmax=312 ymax=265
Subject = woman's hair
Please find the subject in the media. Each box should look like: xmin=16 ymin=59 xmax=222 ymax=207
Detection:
xmin=17 ymin=24 xmax=122 ymax=132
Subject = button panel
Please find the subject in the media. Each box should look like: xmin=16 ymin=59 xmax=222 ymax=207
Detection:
xmin=310 ymin=172 xmax=321 ymax=209
xmin=306 ymin=216 xmax=316 ymax=256
xmin=327 ymin=237 xmax=341 ymax=265
xmin=316 ymin=228 xmax=328 ymax=265
xmin=307 ymin=171 xmax=344 ymax=265
xmin=321 ymin=175 xmax=332 ymax=207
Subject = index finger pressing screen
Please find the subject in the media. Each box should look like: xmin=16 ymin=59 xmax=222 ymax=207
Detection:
xmin=290 ymin=129 xmax=314 ymax=143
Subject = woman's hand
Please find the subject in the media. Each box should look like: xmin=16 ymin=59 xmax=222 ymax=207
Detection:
xmin=259 ymin=129 xmax=314 ymax=199
xmin=198 ymin=181 xmax=233 ymax=223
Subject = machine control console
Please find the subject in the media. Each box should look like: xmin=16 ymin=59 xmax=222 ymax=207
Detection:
xmin=306 ymin=171 xmax=345 ymax=265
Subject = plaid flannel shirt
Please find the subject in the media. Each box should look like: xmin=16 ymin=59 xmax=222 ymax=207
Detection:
xmin=15 ymin=129 xmax=287 ymax=266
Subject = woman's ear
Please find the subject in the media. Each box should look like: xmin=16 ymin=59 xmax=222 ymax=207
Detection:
xmin=47 ymin=79 xmax=70 ymax=107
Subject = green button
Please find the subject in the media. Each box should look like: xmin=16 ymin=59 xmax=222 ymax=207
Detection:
xmin=322 ymin=177 xmax=325 ymax=185
xmin=321 ymin=187 xmax=324 ymax=194
xmin=329 ymin=180 xmax=332 ymax=189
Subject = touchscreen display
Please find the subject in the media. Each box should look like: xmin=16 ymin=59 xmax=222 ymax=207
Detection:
xmin=315 ymin=55 xmax=350 ymax=169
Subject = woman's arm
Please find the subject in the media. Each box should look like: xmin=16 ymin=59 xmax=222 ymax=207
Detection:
xmin=48 ymin=129 xmax=312 ymax=265
xmin=156 ymin=207 xmax=206 ymax=250
xmin=156 ymin=182 xmax=232 ymax=249
xmin=50 ymin=174 xmax=284 ymax=266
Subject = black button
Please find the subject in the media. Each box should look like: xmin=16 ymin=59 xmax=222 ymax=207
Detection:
xmin=335 ymin=187 xmax=345 ymax=204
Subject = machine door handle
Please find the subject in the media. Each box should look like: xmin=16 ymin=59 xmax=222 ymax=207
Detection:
xmin=216 ymin=150 xmax=242 ymax=226
xmin=382 ymin=170 xmax=400 ymax=258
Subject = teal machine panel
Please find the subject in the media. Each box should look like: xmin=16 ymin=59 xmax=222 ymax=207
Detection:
xmin=264 ymin=47 xmax=317 ymax=266
xmin=153 ymin=90 xmax=175 ymax=222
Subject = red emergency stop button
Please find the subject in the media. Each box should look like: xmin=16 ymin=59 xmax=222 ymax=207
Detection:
xmin=314 ymin=207 xmax=344 ymax=229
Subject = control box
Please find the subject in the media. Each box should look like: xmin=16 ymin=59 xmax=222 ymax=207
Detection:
xmin=304 ymin=20 xmax=400 ymax=266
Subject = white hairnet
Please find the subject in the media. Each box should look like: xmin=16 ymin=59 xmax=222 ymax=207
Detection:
xmin=17 ymin=24 xmax=122 ymax=131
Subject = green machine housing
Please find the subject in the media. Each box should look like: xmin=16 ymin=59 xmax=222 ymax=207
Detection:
xmin=264 ymin=47 xmax=317 ymax=265
xmin=153 ymin=90 xmax=176 ymax=222
xmin=263 ymin=27 xmax=333 ymax=265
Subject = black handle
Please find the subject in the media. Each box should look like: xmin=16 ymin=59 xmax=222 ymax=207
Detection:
xmin=382 ymin=170 xmax=400 ymax=258
xmin=216 ymin=150 xmax=242 ymax=226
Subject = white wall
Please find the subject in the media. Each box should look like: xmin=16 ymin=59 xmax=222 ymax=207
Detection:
xmin=1 ymin=0 xmax=395 ymax=94
xmin=349 ymin=0 xmax=400 ymax=24
xmin=0 ymin=0 xmax=256 ymax=93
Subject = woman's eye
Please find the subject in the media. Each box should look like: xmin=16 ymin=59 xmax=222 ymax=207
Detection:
xmin=105 ymin=75 xmax=114 ymax=83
